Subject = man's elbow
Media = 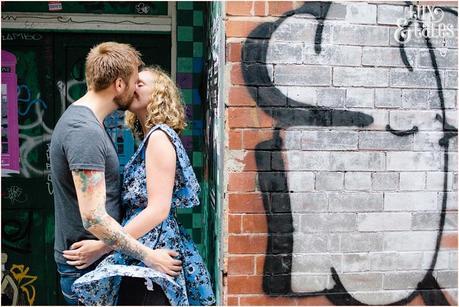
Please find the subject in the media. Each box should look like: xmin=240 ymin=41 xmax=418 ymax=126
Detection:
xmin=81 ymin=212 xmax=103 ymax=231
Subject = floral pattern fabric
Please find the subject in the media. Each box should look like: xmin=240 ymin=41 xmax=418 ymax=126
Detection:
xmin=72 ymin=124 xmax=215 ymax=306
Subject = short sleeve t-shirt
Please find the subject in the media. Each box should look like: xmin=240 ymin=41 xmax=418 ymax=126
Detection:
xmin=50 ymin=104 xmax=121 ymax=264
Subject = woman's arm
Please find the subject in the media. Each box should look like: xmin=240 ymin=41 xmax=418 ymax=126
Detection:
xmin=123 ymin=130 xmax=176 ymax=238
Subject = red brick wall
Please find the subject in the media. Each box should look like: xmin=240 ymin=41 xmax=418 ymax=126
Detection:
xmin=223 ymin=1 xmax=458 ymax=306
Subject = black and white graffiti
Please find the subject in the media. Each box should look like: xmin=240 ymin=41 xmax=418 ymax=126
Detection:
xmin=242 ymin=1 xmax=458 ymax=305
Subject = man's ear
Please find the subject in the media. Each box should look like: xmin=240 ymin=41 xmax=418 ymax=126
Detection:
xmin=114 ymin=78 xmax=125 ymax=94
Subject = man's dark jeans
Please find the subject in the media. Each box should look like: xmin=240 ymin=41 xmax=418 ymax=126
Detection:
xmin=56 ymin=261 xmax=100 ymax=305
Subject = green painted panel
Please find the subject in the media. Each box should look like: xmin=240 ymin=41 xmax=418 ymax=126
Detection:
xmin=2 ymin=1 xmax=168 ymax=15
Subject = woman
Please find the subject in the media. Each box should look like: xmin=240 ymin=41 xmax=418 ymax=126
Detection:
xmin=69 ymin=66 xmax=215 ymax=306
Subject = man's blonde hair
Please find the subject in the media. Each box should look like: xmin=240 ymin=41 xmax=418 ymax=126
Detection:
xmin=85 ymin=42 xmax=143 ymax=91
xmin=125 ymin=66 xmax=187 ymax=138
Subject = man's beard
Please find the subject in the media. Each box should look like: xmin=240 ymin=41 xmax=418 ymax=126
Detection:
xmin=114 ymin=89 xmax=135 ymax=111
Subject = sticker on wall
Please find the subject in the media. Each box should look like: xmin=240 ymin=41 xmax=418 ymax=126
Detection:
xmin=48 ymin=1 xmax=62 ymax=12
xmin=1 ymin=50 xmax=20 ymax=176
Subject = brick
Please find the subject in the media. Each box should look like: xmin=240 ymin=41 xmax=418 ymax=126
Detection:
xmin=387 ymin=152 xmax=442 ymax=171
xmin=228 ymin=193 xmax=266 ymax=213
xmin=345 ymin=3 xmax=377 ymax=24
xmin=441 ymin=233 xmax=458 ymax=249
xmin=227 ymin=255 xmax=255 ymax=275
xmin=425 ymin=250 xmax=450 ymax=270
xmin=285 ymin=171 xmax=315 ymax=192
xmin=230 ymin=63 xmax=244 ymax=85
xmin=266 ymin=42 xmax=303 ymax=64
xmin=226 ymin=19 xmax=271 ymax=38
xmin=436 ymin=271 xmax=458 ymax=288
xmin=445 ymin=70 xmax=458 ymax=89
xmin=228 ymin=214 xmax=242 ymax=233
xmin=257 ymin=172 xmax=288 ymax=192
xmin=227 ymin=107 xmax=273 ymax=128
xmin=242 ymin=40 xmax=268 ymax=63
xmin=293 ymin=233 xmax=328 ymax=253
xmin=334 ymin=67 xmax=389 ymax=87
xmin=227 ymin=42 xmax=242 ymax=62
xmin=377 ymin=4 xmax=406 ymax=25
xmin=242 ymin=150 xmax=270 ymax=171
xmin=237 ymin=63 xmax=274 ymax=86
xmin=397 ymin=252 xmax=424 ymax=270
xmin=369 ymin=252 xmax=398 ymax=271
xmin=226 ymin=296 xmax=239 ymax=306
xmin=226 ymin=1 xmax=253 ymax=16
xmin=358 ymin=212 xmax=411 ymax=231
xmin=429 ymin=90 xmax=457 ymax=109
xmin=254 ymin=1 xmax=267 ymax=16
xmin=383 ymin=272 xmax=426 ymax=290
xmin=399 ymin=172 xmax=426 ymax=190
xmin=383 ymin=231 xmax=437 ymax=251
xmin=242 ymin=129 xmax=276 ymax=149
xmin=411 ymin=212 xmax=441 ymax=231
xmin=359 ymin=109 xmax=389 ymax=131
xmin=292 ymin=254 xmax=342 ymax=273
xmin=242 ymin=214 xmax=268 ymax=233
xmin=285 ymin=87 xmax=316 ymax=106
xmin=426 ymin=172 xmax=454 ymax=191
xmin=268 ymin=1 xmax=295 ymax=16
xmin=375 ymin=88 xmax=402 ymax=108
xmin=238 ymin=295 xmax=310 ymax=306
xmin=316 ymin=172 xmax=344 ymax=191
xmin=255 ymin=255 xmax=264 ymax=275
xmin=228 ymin=129 xmax=242 ymax=150
xmin=271 ymin=18 xmax=332 ymax=43
xmin=299 ymin=213 xmax=357 ymax=233
xmin=329 ymin=192 xmax=383 ymax=212
xmin=341 ymin=233 xmax=384 ymax=252
xmin=258 ymin=86 xmax=287 ymax=106
xmin=316 ymin=88 xmax=346 ymax=107
xmin=345 ymin=172 xmax=372 ymax=191
xmin=278 ymin=151 xmax=331 ymax=171
xmin=340 ymin=272 xmax=383 ymax=292
xmin=390 ymin=69 xmax=440 ymax=88
xmin=227 ymin=275 xmax=263 ymax=294
xmin=329 ymin=152 xmax=385 ymax=171
xmin=346 ymin=88 xmax=374 ymax=108
xmin=228 ymin=234 xmax=267 ymax=253
xmin=281 ymin=129 xmax=302 ymax=150
xmin=228 ymin=172 xmax=257 ymax=192
xmin=362 ymin=47 xmax=417 ymax=67
xmin=418 ymin=50 xmax=458 ymax=69
xmin=303 ymin=45 xmax=362 ymax=66
xmin=372 ymin=172 xmax=399 ymax=191
xmin=384 ymin=192 xmax=437 ymax=211
xmin=439 ymin=192 xmax=458 ymax=210
xmin=332 ymin=24 xmax=389 ymax=46
xmin=228 ymin=86 xmax=257 ymax=106
xmin=401 ymin=89 xmax=430 ymax=109
xmin=343 ymin=253 xmax=370 ymax=272
xmin=288 ymin=192 xmax=328 ymax=212
xmin=414 ymin=132 xmax=458 ymax=152
xmin=302 ymin=131 xmax=358 ymax=150
xmin=388 ymin=110 xmax=442 ymax=131
xmin=359 ymin=131 xmax=413 ymax=150
xmin=275 ymin=65 xmax=331 ymax=86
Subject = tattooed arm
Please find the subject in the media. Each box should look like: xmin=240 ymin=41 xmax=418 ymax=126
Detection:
xmin=71 ymin=170 xmax=181 ymax=275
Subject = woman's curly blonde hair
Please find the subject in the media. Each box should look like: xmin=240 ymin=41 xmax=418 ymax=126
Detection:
xmin=125 ymin=66 xmax=187 ymax=139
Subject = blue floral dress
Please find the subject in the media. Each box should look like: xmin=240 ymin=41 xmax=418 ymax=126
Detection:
xmin=72 ymin=124 xmax=216 ymax=306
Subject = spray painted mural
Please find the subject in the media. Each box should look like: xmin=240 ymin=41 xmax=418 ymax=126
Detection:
xmin=240 ymin=2 xmax=458 ymax=305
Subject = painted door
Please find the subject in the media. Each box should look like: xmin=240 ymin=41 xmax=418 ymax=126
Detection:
xmin=1 ymin=31 xmax=170 ymax=305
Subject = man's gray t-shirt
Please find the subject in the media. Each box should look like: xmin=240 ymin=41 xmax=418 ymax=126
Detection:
xmin=50 ymin=104 xmax=121 ymax=264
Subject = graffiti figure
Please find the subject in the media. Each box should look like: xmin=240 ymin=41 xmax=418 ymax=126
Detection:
xmin=242 ymin=1 xmax=457 ymax=305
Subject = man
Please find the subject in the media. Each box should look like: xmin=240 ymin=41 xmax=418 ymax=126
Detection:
xmin=50 ymin=42 xmax=181 ymax=305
